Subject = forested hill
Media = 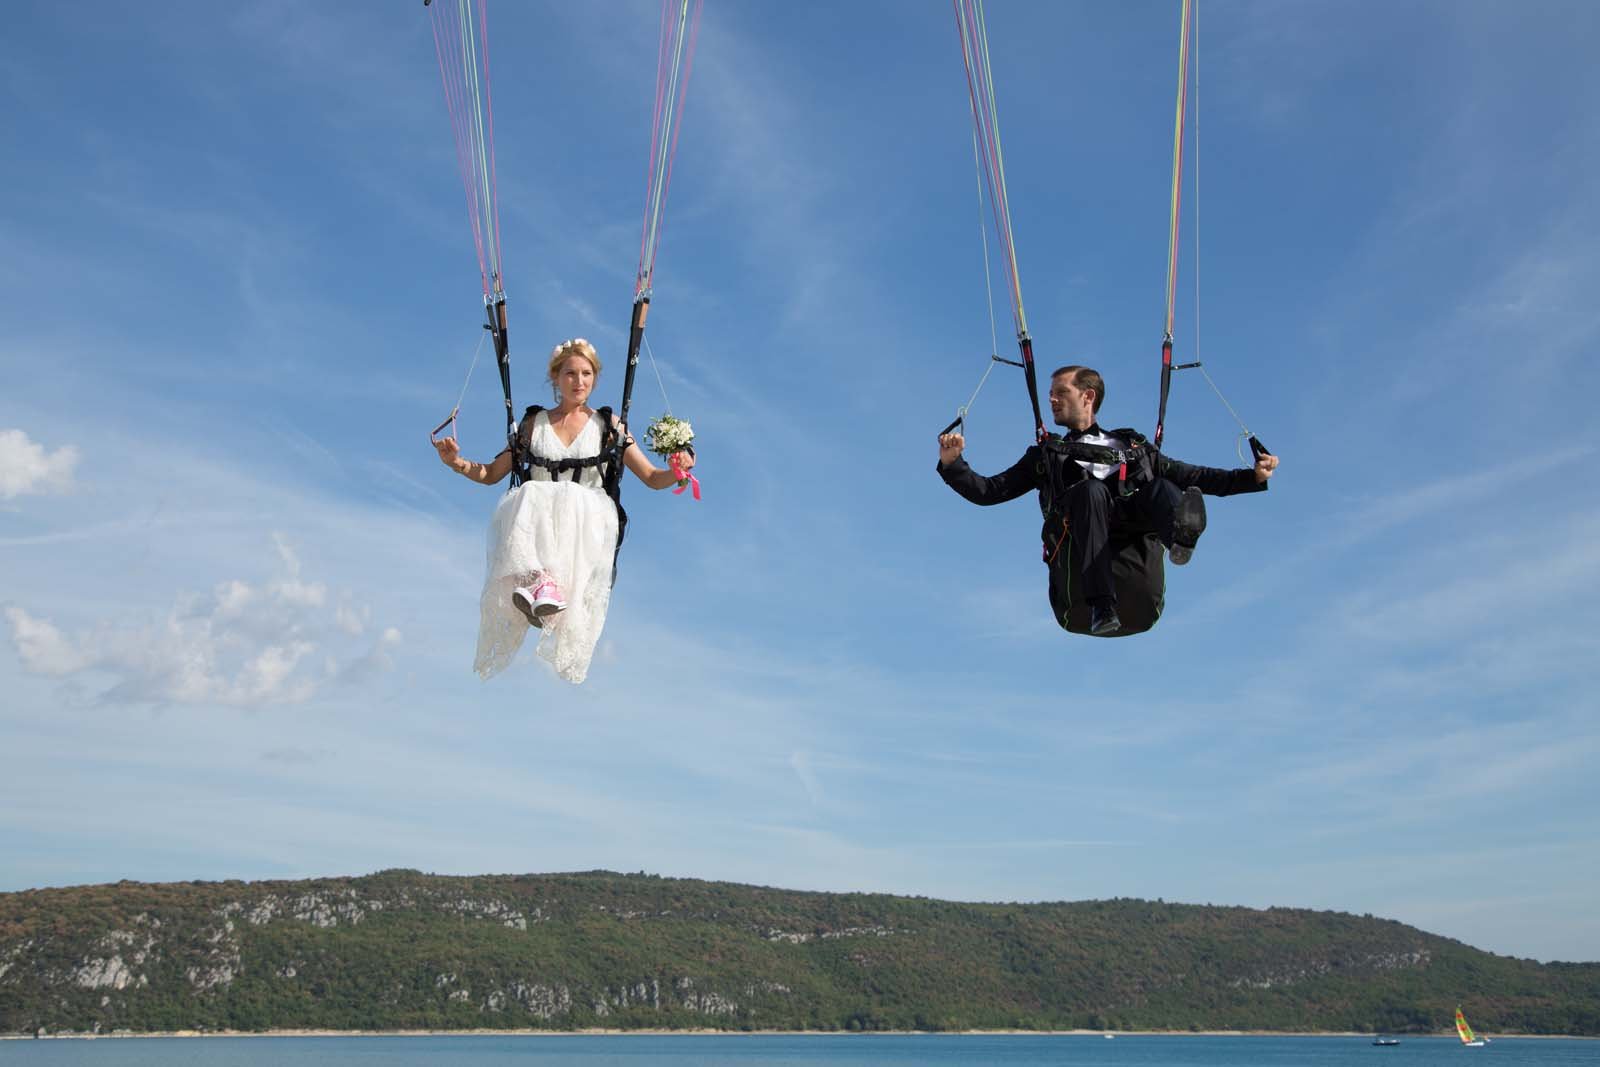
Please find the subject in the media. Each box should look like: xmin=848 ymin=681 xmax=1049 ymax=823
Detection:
xmin=3 ymin=870 xmax=1597 ymax=1036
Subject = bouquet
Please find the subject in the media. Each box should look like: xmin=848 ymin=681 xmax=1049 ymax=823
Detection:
xmin=644 ymin=414 xmax=700 ymax=499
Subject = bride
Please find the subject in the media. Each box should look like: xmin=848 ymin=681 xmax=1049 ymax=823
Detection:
xmin=432 ymin=338 xmax=693 ymax=684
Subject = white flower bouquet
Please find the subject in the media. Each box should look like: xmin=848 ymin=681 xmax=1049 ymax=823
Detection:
xmin=644 ymin=414 xmax=699 ymax=499
xmin=644 ymin=414 xmax=694 ymax=456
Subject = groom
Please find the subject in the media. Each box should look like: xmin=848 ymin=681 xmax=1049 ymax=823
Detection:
xmin=936 ymin=365 xmax=1278 ymax=635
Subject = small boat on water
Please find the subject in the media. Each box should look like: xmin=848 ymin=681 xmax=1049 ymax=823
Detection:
xmin=1456 ymin=1006 xmax=1487 ymax=1047
xmin=1372 ymin=1036 xmax=1401 ymax=1046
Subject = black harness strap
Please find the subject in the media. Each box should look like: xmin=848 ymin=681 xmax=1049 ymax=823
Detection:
xmin=1153 ymin=333 xmax=1206 ymax=452
xmin=484 ymin=294 xmax=522 ymax=487
xmin=516 ymin=405 xmax=630 ymax=559
xmin=1018 ymin=333 xmax=1045 ymax=441
xmin=517 ymin=405 xmax=614 ymax=474
xmin=1037 ymin=433 xmax=1148 ymax=509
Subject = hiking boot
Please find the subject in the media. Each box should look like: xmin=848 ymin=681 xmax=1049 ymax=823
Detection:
xmin=1168 ymin=487 xmax=1206 ymax=566
xmin=1089 ymin=602 xmax=1122 ymax=637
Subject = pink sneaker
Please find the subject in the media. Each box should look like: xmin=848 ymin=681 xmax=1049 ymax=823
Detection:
xmin=527 ymin=578 xmax=566 ymax=620
xmin=511 ymin=586 xmax=544 ymax=628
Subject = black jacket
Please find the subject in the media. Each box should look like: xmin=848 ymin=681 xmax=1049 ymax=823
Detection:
xmin=937 ymin=426 xmax=1265 ymax=516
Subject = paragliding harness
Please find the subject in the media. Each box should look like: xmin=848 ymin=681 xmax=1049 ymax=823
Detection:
xmin=1037 ymin=430 xmax=1150 ymax=516
xmin=1035 ymin=429 xmax=1167 ymax=638
xmin=513 ymin=404 xmax=630 ymax=574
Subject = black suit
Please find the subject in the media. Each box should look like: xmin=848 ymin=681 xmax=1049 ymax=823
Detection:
xmin=938 ymin=426 xmax=1265 ymax=617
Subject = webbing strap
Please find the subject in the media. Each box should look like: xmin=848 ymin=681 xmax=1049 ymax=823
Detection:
xmin=611 ymin=298 xmax=649 ymax=511
xmin=525 ymin=454 xmax=609 ymax=477
xmin=1019 ymin=334 xmax=1044 ymax=441
xmin=485 ymin=295 xmax=520 ymax=486
xmin=1154 ymin=336 xmax=1174 ymax=450
xmin=519 ymin=406 xmax=623 ymax=485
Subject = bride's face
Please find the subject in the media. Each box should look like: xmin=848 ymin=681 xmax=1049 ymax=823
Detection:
xmin=553 ymin=355 xmax=596 ymax=406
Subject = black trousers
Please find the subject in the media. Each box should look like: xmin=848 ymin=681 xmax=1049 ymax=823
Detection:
xmin=1062 ymin=475 xmax=1183 ymax=606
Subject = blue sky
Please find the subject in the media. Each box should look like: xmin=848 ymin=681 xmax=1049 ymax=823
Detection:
xmin=3 ymin=1 xmax=1598 ymax=966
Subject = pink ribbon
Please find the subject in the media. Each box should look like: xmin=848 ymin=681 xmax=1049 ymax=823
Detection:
xmin=669 ymin=452 xmax=701 ymax=500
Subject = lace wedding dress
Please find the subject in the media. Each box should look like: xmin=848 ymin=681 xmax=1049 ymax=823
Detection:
xmin=474 ymin=411 xmax=619 ymax=684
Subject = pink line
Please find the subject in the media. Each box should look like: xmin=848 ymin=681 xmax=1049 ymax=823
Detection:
xmin=648 ymin=0 xmax=702 ymax=285
xmin=638 ymin=0 xmax=673 ymax=279
xmin=955 ymin=2 xmax=1022 ymax=335
xmin=440 ymin=7 xmax=487 ymax=291
xmin=455 ymin=9 xmax=488 ymax=292
xmin=431 ymin=6 xmax=489 ymax=294
xmin=454 ymin=7 xmax=490 ymax=291
xmin=478 ymin=0 xmax=503 ymax=292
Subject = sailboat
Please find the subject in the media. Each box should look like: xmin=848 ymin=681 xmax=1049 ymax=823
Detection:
xmin=1456 ymin=1006 xmax=1486 ymax=1047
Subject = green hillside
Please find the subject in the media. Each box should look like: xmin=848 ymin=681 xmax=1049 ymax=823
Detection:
xmin=2 ymin=870 xmax=1596 ymax=1036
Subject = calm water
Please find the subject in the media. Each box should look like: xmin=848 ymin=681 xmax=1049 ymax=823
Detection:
xmin=0 ymin=1035 xmax=1595 ymax=1066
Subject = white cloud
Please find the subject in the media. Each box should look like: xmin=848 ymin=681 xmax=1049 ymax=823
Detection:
xmin=4 ymin=607 xmax=92 ymax=676
xmin=4 ymin=537 xmax=396 ymax=708
xmin=272 ymin=579 xmax=328 ymax=610
xmin=213 ymin=580 xmax=255 ymax=620
xmin=0 ymin=428 xmax=78 ymax=499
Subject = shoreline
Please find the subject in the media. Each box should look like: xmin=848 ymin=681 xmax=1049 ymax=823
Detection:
xmin=4 ymin=1028 xmax=1594 ymax=1041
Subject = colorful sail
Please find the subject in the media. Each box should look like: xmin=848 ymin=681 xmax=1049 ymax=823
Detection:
xmin=1456 ymin=1006 xmax=1484 ymax=1045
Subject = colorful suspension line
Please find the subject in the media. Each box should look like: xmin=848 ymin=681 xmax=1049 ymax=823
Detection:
xmin=939 ymin=125 xmax=1022 ymax=439
xmin=1153 ymin=0 xmax=1193 ymax=453
xmin=952 ymin=0 xmax=1044 ymax=441
xmin=426 ymin=0 xmax=517 ymax=480
xmin=617 ymin=0 xmax=703 ymax=441
xmin=599 ymin=0 xmax=703 ymax=521
xmin=1150 ymin=0 xmax=1267 ymax=462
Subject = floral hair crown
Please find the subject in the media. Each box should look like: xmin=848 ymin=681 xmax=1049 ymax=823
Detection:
xmin=551 ymin=337 xmax=595 ymax=360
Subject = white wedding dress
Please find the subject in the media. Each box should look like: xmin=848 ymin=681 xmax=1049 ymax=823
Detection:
xmin=474 ymin=411 xmax=619 ymax=685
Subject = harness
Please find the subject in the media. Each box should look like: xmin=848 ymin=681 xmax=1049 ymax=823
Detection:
xmin=1032 ymin=427 xmax=1168 ymax=637
xmin=1035 ymin=427 xmax=1156 ymax=570
xmin=1036 ymin=427 xmax=1154 ymax=519
xmin=515 ymin=405 xmax=631 ymax=564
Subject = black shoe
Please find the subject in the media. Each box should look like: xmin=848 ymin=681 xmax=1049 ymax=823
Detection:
xmin=1089 ymin=603 xmax=1122 ymax=636
xmin=1168 ymin=486 xmax=1207 ymax=566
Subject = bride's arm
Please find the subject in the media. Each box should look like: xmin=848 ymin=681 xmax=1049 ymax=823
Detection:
xmin=435 ymin=436 xmax=514 ymax=485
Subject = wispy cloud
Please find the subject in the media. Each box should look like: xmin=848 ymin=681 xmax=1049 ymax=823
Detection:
xmin=5 ymin=533 xmax=399 ymax=708
xmin=0 ymin=428 xmax=78 ymax=499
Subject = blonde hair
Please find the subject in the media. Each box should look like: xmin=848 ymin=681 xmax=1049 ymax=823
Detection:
xmin=547 ymin=337 xmax=601 ymax=381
